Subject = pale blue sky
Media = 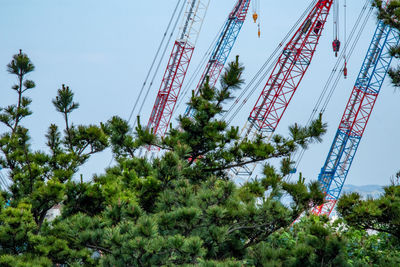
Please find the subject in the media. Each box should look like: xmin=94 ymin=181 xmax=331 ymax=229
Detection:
xmin=1 ymin=0 xmax=399 ymax=186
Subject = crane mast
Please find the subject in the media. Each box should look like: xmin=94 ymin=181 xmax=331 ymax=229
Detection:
xmin=147 ymin=0 xmax=209 ymax=138
xmin=233 ymin=0 xmax=334 ymax=177
xmin=313 ymin=20 xmax=400 ymax=216
xmin=185 ymin=0 xmax=251 ymax=117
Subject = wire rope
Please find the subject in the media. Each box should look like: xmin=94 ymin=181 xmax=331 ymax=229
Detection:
xmin=223 ymin=0 xmax=318 ymax=124
xmin=344 ymin=0 xmax=347 ymax=60
xmin=174 ymin=19 xmax=226 ymax=113
xmin=287 ymin=0 xmax=373 ymax=179
xmin=333 ymin=0 xmax=340 ymax=40
xmin=132 ymin=0 xmax=187 ymax=130
xmin=109 ymin=0 xmax=185 ymax=168
xmin=128 ymin=0 xmax=185 ymax=126
xmin=289 ymin=4 xmax=373 ymax=179
xmin=304 ymin=0 xmax=371 ymax=127
xmin=320 ymin=2 xmax=372 ymax=113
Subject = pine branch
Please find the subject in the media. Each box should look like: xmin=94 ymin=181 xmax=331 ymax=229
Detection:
xmin=203 ymin=152 xmax=288 ymax=173
xmin=86 ymin=244 xmax=112 ymax=254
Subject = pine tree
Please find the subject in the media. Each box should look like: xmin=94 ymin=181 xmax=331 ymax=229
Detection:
xmin=5 ymin=51 xmax=391 ymax=266
xmin=337 ymin=183 xmax=400 ymax=240
xmin=0 ymin=51 xmax=107 ymax=265
xmin=336 ymin=180 xmax=400 ymax=266
xmin=63 ymin=56 xmax=329 ymax=265
xmin=248 ymin=216 xmax=350 ymax=267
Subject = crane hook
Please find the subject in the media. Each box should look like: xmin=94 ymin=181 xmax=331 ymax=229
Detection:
xmin=332 ymin=39 xmax=341 ymax=57
xmin=253 ymin=12 xmax=258 ymax=23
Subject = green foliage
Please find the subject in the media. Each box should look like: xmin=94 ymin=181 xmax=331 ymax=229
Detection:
xmin=337 ymin=184 xmax=400 ymax=239
xmin=374 ymin=0 xmax=400 ymax=87
xmin=0 ymin=51 xmax=107 ymax=265
xmin=55 ymin=56 xmax=327 ymax=265
xmin=52 ymin=84 xmax=80 ymax=115
xmin=1 ymin=50 xmax=397 ymax=266
xmin=341 ymin=226 xmax=400 ymax=266
xmin=336 ymin=182 xmax=400 ymax=265
xmin=0 ymin=254 xmax=52 ymax=267
xmin=0 ymin=202 xmax=36 ymax=254
xmin=248 ymin=216 xmax=349 ymax=267
xmin=1 ymin=49 xmax=35 ymax=133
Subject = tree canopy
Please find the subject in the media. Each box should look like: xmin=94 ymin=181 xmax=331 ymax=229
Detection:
xmin=0 ymin=50 xmax=330 ymax=266
xmin=1 ymin=2 xmax=400 ymax=265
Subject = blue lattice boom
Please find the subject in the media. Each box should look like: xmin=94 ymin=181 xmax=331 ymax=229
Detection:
xmin=185 ymin=0 xmax=250 ymax=116
xmin=314 ymin=20 xmax=400 ymax=216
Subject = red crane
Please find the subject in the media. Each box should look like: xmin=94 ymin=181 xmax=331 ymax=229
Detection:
xmin=184 ymin=0 xmax=251 ymax=117
xmin=313 ymin=4 xmax=400 ymax=216
xmin=234 ymin=0 xmax=334 ymax=177
xmin=147 ymin=0 xmax=209 ymax=138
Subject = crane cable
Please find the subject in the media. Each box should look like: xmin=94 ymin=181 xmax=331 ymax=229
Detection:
xmin=306 ymin=0 xmax=370 ymax=126
xmin=132 ymin=1 xmax=186 ymax=129
xmin=321 ymin=0 xmax=369 ymax=114
xmin=0 ymin=176 xmax=6 ymax=190
xmin=333 ymin=0 xmax=340 ymax=41
xmin=252 ymin=0 xmax=261 ymax=37
xmin=251 ymin=0 xmax=259 ymax=20
xmin=223 ymin=0 xmax=318 ymax=124
xmin=224 ymin=0 xmax=318 ymax=124
xmin=174 ymin=21 xmax=227 ymax=113
xmin=176 ymin=0 xmax=258 ymax=115
xmin=287 ymin=0 xmax=373 ymax=180
xmin=177 ymin=0 xmax=316 ymax=123
xmin=127 ymin=0 xmax=185 ymax=126
xmin=343 ymin=0 xmax=348 ymax=76
xmin=109 ymin=0 xmax=184 ymax=168
xmin=297 ymin=0 xmax=371 ymax=157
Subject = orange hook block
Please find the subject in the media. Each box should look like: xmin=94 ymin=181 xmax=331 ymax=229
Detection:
xmin=253 ymin=12 xmax=258 ymax=23
xmin=343 ymin=61 xmax=348 ymax=79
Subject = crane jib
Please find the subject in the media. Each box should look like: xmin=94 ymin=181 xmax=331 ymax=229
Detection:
xmin=231 ymin=0 xmax=334 ymax=179
xmin=247 ymin=0 xmax=333 ymax=135
xmin=185 ymin=0 xmax=251 ymax=117
xmin=147 ymin=0 xmax=210 ymax=141
xmin=314 ymin=21 xmax=400 ymax=216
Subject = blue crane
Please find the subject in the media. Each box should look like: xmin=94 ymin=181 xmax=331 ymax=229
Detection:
xmin=185 ymin=0 xmax=251 ymax=116
xmin=314 ymin=19 xmax=400 ymax=216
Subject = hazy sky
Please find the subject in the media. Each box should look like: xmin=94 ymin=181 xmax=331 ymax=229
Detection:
xmin=1 ymin=0 xmax=399 ymax=186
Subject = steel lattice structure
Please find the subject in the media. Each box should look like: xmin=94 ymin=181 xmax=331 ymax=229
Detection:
xmin=233 ymin=0 xmax=334 ymax=177
xmin=185 ymin=0 xmax=251 ymax=117
xmin=147 ymin=0 xmax=209 ymax=138
xmin=247 ymin=0 xmax=333 ymax=134
xmin=314 ymin=20 xmax=400 ymax=216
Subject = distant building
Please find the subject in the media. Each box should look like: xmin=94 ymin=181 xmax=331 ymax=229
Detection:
xmin=45 ymin=204 xmax=61 ymax=221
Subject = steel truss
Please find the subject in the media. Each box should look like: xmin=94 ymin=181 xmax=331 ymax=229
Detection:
xmin=233 ymin=0 xmax=334 ymax=178
xmin=196 ymin=0 xmax=250 ymax=94
xmin=148 ymin=0 xmax=209 ymax=137
xmin=314 ymin=20 xmax=400 ymax=216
